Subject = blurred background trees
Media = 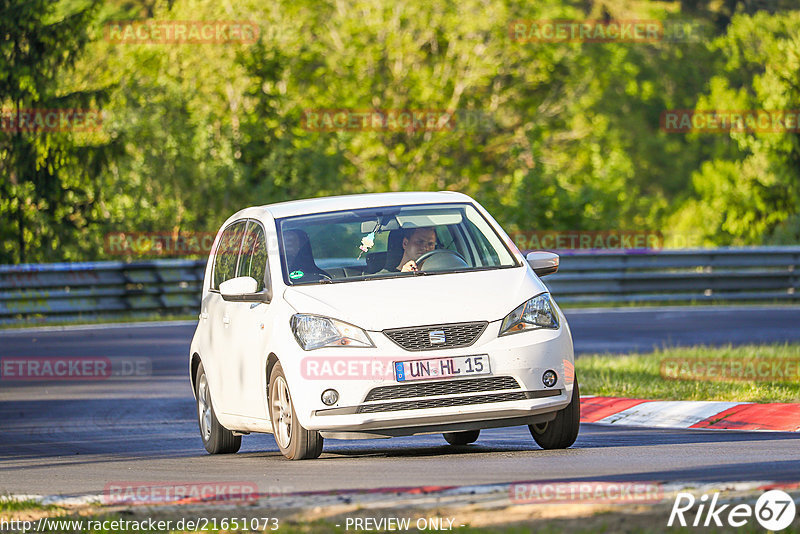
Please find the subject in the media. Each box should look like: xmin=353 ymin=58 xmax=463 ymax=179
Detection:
xmin=1 ymin=0 xmax=799 ymax=263
xmin=0 ymin=0 xmax=117 ymax=262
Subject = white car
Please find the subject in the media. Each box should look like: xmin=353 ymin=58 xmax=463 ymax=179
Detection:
xmin=189 ymin=191 xmax=579 ymax=460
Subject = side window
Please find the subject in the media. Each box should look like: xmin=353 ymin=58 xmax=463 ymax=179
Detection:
xmin=237 ymin=222 xmax=267 ymax=292
xmin=212 ymin=221 xmax=247 ymax=290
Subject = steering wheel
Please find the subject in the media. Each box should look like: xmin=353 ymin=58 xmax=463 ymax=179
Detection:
xmin=414 ymin=249 xmax=467 ymax=270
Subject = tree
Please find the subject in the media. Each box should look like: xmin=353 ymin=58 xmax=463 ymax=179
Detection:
xmin=669 ymin=11 xmax=800 ymax=244
xmin=0 ymin=0 xmax=117 ymax=263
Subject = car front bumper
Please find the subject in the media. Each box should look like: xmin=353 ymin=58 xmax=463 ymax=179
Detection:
xmin=282 ymin=316 xmax=576 ymax=434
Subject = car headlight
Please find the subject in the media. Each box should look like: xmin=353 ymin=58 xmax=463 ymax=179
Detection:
xmin=499 ymin=293 xmax=559 ymax=336
xmin=290 ymin=314 xmax=374 ymax=350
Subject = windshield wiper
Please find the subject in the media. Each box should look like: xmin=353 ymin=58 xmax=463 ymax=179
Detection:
xmin=361 ymin=272 xmax=415 ymax=281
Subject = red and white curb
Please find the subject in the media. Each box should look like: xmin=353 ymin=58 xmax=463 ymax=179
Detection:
xmin=581 ymin=396 xmax=800 ymax=431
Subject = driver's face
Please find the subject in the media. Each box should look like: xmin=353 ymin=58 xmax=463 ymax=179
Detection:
xmin=403 ymin=228 xmax=436 ymax=260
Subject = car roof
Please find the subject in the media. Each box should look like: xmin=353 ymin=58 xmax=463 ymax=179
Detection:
xmin=257 ymin=191 xmax=474 ymax=219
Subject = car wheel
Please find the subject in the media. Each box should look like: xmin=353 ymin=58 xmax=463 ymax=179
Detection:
xmin=529 ymin=380 xmax=581 ymax=450
xmin=195 ymin=362 xmax=242 ymax=454
xmin=268 ymin=362 xmax=323 ymax=460
xmin=443 ymin=430 xmax=480 ymax=445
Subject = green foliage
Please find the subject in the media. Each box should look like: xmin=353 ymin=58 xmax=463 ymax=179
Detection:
xmin=669 ymin=11 xmax=800 ymax=245
xmin=0 ymin=494 xmax=55 ymax=511
xmin=2 ymin=0 xmax=799 ymax=263
xmin=0 ymin=0 xmax=117 ymax=263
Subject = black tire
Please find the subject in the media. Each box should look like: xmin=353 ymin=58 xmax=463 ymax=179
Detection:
xmin=443 ymin=430 xmax=480 ymax=445
xmin=529 ymin=380 xmax=581 ymax=450
xmin=268 ymin=362 xmax=323 ymax=460
xmin=195 ymin=362 xmax=241 ymax=454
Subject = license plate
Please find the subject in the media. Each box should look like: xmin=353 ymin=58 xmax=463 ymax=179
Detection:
xmin=394 ymin=355 xmax=491 ymax=382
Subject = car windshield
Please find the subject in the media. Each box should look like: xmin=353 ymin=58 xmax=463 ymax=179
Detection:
xmin=276 ymin=203 xmax=518 ymax=285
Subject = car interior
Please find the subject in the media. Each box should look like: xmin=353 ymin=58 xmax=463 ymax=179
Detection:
xmin=279 ymin=207 xmax=509 ymax=283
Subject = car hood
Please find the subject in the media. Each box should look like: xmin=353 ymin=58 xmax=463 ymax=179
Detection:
xmin=282 ymin=267 xmax=547 ymax=331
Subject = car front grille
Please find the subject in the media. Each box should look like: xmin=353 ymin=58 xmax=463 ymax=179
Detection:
xmin=364 ymin=376 xmax=520 ymax=402
xmin=355 ymin=392 xmax=527 ymax=414
xmin=383 ymin=321 xmax=488 ymax=351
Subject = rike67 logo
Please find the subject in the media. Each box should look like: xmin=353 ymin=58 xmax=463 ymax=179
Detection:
xmin=668 ymin=490 xmax=797 ymax=531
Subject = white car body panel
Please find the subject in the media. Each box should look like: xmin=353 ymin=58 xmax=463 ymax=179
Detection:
xmin=282 ymin=268 xmax=548 ymax=331
xmin=189 ymin=192 xmax=575 ymax=438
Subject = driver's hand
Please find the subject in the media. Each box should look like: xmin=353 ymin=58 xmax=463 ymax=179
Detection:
xmin=401 ymin=260 xmax=418 ymax=272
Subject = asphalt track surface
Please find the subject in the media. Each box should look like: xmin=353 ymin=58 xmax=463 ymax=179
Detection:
xmin=1 ymin=306 xmax=799 ymax=498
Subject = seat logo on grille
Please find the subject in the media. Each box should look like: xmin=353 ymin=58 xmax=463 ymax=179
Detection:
xmin=428 ymin=330 xmax=446 ymax=344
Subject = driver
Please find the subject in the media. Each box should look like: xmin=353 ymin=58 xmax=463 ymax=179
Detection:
xmin=393 ymin=227 xmax=437 ymax=272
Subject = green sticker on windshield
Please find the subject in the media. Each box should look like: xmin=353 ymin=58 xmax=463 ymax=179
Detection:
xmin=289 ymin=270 xmax=304 ymax=279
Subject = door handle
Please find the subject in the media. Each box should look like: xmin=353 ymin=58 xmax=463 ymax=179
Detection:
xmin=200 ymin=312 xmax=209 ymax=320
xmin=222 ymin=315 xmax=231 ymax=325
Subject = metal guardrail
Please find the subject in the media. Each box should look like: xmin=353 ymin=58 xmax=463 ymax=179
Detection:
xmin=0 ymin=248 xmax=798 ymax=324
xmin=543 ymin=247 xmax=800 ymax=304
xmin=0 ymin=260 xmax=205 ymax=325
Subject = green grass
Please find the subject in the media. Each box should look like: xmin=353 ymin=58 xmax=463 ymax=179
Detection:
xmin=0 ymin=495 xmax=54 ymax=512
xmin=578 ymin=343 xmax=800 ymax=402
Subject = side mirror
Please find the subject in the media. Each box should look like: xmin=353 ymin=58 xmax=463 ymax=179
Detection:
xmin=219 ymin=276 xmax=271 ymax=303
xmin=526 ymin=251 xmax=559 ymax=277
